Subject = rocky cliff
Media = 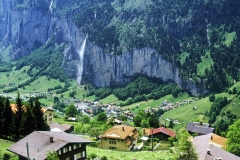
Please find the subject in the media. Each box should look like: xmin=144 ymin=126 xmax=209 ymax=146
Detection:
xmin=0 ymin=1 xmax=207 ymax=96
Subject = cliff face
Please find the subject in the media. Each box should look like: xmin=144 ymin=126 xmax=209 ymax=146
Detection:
xmin=0 ymin=1 xmax=207 ymax=96
xmin=82 ymin=44 xmax=207 ymax=96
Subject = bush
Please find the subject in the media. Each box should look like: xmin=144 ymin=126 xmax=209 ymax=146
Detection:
xmin=3 ymin=153 xmax=11 ymax=160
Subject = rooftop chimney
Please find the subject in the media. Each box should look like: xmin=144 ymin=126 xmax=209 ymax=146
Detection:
xmin=122 ymin=126 xmax=124 ymax=131
xmin=207 ymin=149 xmax=211 ymax=155
xmin=50 ymin=136 xmax=54 ymax=143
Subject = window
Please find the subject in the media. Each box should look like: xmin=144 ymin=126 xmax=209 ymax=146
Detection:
xmin=109 ymin=141 xmax=116 ymax=144
xmin=69 ymin=146 xmax=72 ymax=151
xmin=74 ymin=153 xmax=82 ymax=160
xmin=49 ymin=113 xmax=52 ymax=116
xmin=109 ymin=147 xmax=116 ymax=150
xmin=74 ymin=144 xmax=77 ymax=149
xmin=82 ymin=151 xmax=85 ymax=158
xmin=66 ymin=157 xmax=70 ymax=160
xmin=49 ymin=118 xmax=52 ymax=122
xmin=58 ymin=149 xmax=61 ymax=155
xmin=63 ymin=148 xmax=66 ymax=153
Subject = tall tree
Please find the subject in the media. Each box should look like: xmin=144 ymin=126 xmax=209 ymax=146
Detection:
xmin=21 ymin=105 xmax=35 ymax=136
xmin=33 ymin=97 xmax=49 ymax=131
xmin=1 ymin=98 xmax=13 ymax=137
xmin=227 ymin=119 xmax=240 ymax=156
xmin=11 ymin=92 xmax=24 ymax=140
xmin=66 ymin=104 xmax=78 ymax=117
xmin=148 ymin=115 xmax=159 ymax=128
xmin=175 ymin=129 xmax=198 ymax=160
xmin=0 ymin=96 xmax=5 ymax=136
xmin=96 ymin=112 xmax=107 ymax=123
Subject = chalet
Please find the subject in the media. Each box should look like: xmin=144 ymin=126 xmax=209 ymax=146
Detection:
xmin=7 ymin=131 xmax=92 ymax=160
xmin=193 ymin=133 xmax=240 ymax=160
xmin=42 ymin=107 xmax=55 ymax=124
xmin=186 ymin=122 xmax=214 ymax=135
xmin=143 ymin=127 xmax=176 ymax=140
xmin=99 ymin=125 xmax=139 ymax=151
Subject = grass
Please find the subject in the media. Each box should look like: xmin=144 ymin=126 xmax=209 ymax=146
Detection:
xmin=224 ymin=31 xmax=236 ymax=46
xmin=0 ymin=45 xmax=12 ymax=62
xmin=161 ymin=96 xmax=212 ymax=124
xmin=99 ymin=94 xmax=122 ymax=104
xmin=123 ymin=93 xmax=190 ymax=113
xmin=180 ymin=52 xmax=189 ymax=65
xmin=0 ymin=139 xmax=18 ymax=160
xmin=160 ymin=91 xmax=240 ymax=131
xmin=87 ymin=146 xmax=175 ymax=160
xmin=197 ymin=51 xmax=213 ymax=75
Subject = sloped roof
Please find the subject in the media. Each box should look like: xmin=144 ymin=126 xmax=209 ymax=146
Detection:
xmin=186 ymin=122 xmax=214 ymax=135
xmin=101 ymin=125 xmax=138 ymax=140
xmin=204 ymin=144 xmax=240 ymax=160
xmin=7 ymin=131 xmax=92 ymax=160
xmin=193 ymin=133 xmax=240 ymax=160
xmin=50 ymin=122 xmax=73 ymax=132
xmin=144 ymin=127 xmax=176 ymax=137
xmin=42 ymin=107 xmax=54 ymax=113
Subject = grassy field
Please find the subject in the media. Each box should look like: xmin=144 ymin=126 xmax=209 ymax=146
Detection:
xmin=197 ymin=51 xmax=212 ymax=75
xmin=224 ymin=31 xmax=236 ymax=46
xmin=87 ymin=146 xmax=175 ymax=160
xmin=0 ymin=139 xmax=18 ymax=160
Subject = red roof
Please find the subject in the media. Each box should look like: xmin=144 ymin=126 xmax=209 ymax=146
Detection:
xmin=148 ymin=127 xmax=176 ymax=137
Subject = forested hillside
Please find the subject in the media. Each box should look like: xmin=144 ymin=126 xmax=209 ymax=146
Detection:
xmin=12 ymin=0 xmax=240 ymax=93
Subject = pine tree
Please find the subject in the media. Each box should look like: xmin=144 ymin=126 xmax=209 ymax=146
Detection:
xmin=11 ymin=92 xmax=24 ymax=140
xmin=1 ymin=98 xmax=13 ymax=137
xmin=33 ymin=97 xmax=49 ymax=131
xmin=21 ymin=105 xmax=35 ymax=136
xmin=0 ymin=96 xmax=5 ymax=136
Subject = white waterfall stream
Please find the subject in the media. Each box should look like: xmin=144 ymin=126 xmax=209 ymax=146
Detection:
xmin=49 ymin=0 xmax=54 ymax=14
xmin=77 ymin=36 xmax=87 ymax=84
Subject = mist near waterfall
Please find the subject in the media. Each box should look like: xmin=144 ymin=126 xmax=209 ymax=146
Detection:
xmin=77 ymin=36 xmax=87 ymax=84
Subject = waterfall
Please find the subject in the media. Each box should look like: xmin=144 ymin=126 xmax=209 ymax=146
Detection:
xmin=77 ymin=36 xmax=87 ymax=84
xmin=49 ymin=0 xmax=54 ymax=14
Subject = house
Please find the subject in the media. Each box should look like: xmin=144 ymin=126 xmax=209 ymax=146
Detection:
xmin=143 ymin=127 xmax=176 ymax=140
xmin=42 ymin=107 xmax=55 ymax=124
xmin=193 ymin=133 xmax=240 ymax=160
xmin=50 ymin=122 xmax=74 ymax=133
xmin=99 ymin=125 xmax=139 ymax=151
xmin=186 ymin=122 xmax=214 ymax=135
xmin=7 ymin=131 xmax=92 ymax=160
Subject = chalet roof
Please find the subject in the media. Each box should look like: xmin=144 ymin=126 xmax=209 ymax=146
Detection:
xmin=42 ymin=107 xmax=55 ymax=113
xmin=50 ymin=122 xmax=73 ymax=132
xmin=186 ymin=122 xmax=214 ymax=135
xmin=193 ymin=133 xmax=240 ymax=160
xmin=204 ymin=144 xmax=240 ymax=160
xmin=101 ymin=125 xmax=138 ymax=140
xmin=144 ymin=127 xmax=176 ymax=137
xmin=7 ymin=131 xmax=92 ymax=160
